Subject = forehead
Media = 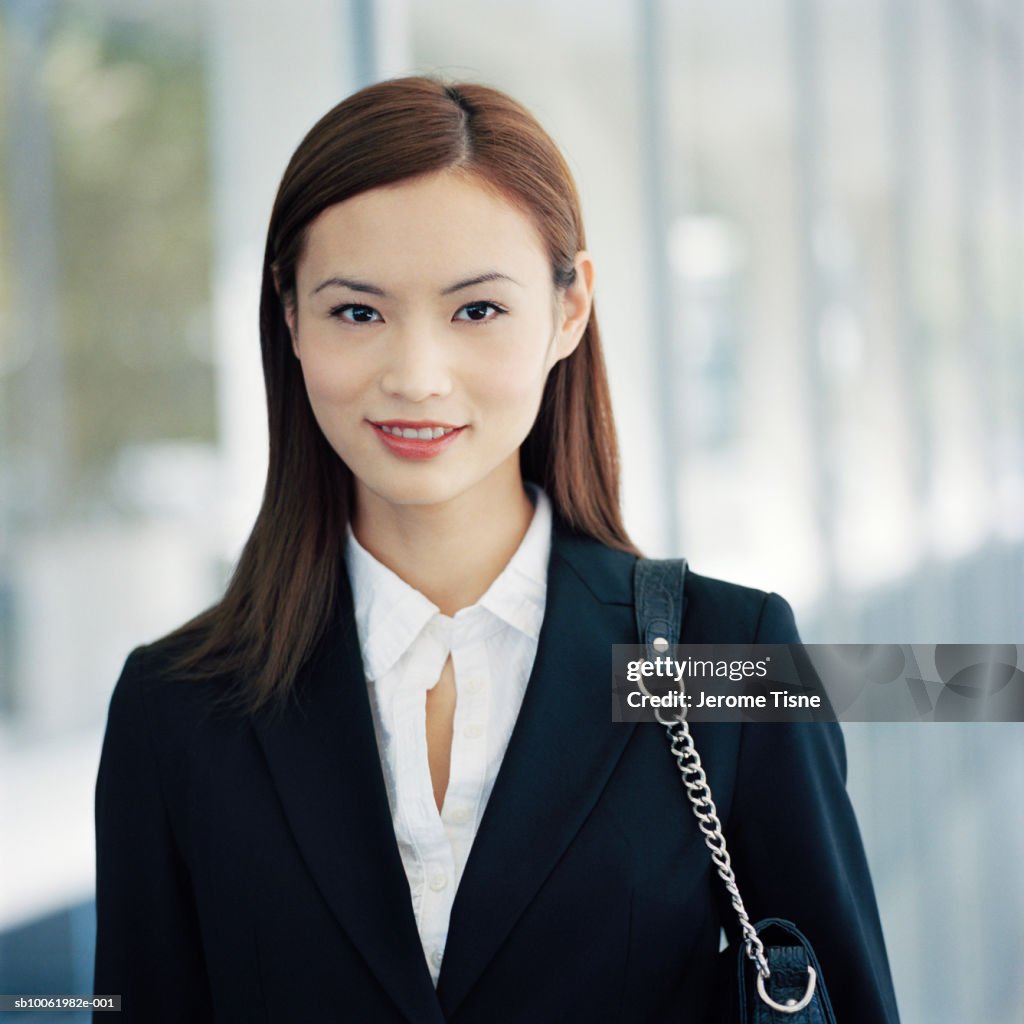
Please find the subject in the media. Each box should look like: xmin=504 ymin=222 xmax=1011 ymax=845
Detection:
xmin=297 ymin=170 xmax=551 ymax=287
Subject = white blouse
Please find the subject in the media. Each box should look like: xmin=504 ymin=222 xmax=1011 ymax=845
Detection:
xmin=343 ymin=484 xmax=551 ymax=985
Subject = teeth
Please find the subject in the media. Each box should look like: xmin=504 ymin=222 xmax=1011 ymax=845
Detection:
xmin=379 ymin=424 xmax=457 ymax=439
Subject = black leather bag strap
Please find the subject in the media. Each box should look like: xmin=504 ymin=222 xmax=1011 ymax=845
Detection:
xmin=633 ymin=557 xmax=688 ymax=656
xmin=632 ymin=557 xmax=838 ymax=1023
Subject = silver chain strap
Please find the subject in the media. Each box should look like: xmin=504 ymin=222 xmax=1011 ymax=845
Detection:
xmin=654 ymin=704 xmax=771 ymax=980
xmin=636 ymin=563 xmax=820 ymax=1014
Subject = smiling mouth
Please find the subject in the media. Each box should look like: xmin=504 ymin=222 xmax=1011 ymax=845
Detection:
xmin=369 ymin=420 xmax=466 ymax=461
xmin=377 ymin=423 xmax=460 ymax=440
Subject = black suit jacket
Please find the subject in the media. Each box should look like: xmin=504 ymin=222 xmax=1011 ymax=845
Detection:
xmin=94 ymin=517 xmax=901 ymax=1022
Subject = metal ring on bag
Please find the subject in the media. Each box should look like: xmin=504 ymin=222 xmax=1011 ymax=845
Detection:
xmin=756 ymin=965 xmax=817 ymax=1013
xmin=637 ymin=637 xmax=687 ymax=727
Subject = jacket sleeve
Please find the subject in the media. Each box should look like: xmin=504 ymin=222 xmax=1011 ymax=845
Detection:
xmin=721 ymin=592 xmax=901 ymax=1022
xmin=93 ymin=650 xmax=214 ymax=1023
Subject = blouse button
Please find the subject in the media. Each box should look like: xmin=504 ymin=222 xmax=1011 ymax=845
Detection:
xmin=431 ymin=949 xmax=444 ymax=967
xmin=450 ymin=807 xmax=471 ymax=825
xmin=464 ymin=724 xmax=483 ymax=740
xmin=466 ymin=678 xmax=483 ymax=693
xmin=429 ymin=873 xmax=448 ymax=892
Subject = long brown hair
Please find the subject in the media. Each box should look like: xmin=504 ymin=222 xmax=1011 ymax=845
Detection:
xmin=170 ymin=76 xmax=638 ymax=713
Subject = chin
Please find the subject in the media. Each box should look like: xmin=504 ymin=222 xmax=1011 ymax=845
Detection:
xmin=357 ymin=473 xmax=471 ymax=510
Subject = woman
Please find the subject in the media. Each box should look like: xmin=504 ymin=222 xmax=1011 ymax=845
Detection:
xmin=94 ymin=76 xmax=900 ymax=1022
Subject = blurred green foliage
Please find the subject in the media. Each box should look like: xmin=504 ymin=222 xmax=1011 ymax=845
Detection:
xmin=0 ymin=4 xmax=215 ymax=504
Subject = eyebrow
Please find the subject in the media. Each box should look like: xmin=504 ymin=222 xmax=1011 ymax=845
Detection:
xmin=443 ymin=272 xmax=521 ymax=295
xmin=311 ymin=276 xmax=385 ymax=298
xmin=309 ymin=271 xmax=521 ymax=299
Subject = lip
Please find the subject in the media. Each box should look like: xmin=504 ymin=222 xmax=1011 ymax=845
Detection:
xmin=374 ymin=419 xmax=463 ymax=430
xmin=368 ymin=420 xmax=466 ymax=461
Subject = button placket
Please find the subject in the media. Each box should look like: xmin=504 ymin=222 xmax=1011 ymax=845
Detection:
xmin=449 ymin=635 xmax=490 ymax=781
xmin=449 ymin=806 xmax=471 ymax=825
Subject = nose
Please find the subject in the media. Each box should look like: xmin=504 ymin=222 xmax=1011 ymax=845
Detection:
xmin=379 ymin=322 xmax=453 ymax=402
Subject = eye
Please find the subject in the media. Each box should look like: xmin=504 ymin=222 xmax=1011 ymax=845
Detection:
xmin=329 ymin=303 xmax=383 ymax=324
xmin=453 ymin=301 xmax=507 ymax=323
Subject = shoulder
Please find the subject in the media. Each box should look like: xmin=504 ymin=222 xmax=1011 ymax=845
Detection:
xmin=552 ymin=525 xmax=800 ymax=642
xmin=115 ymin=627 xmax=212 ymax=691
xmin=105 ymin=627 xmax=242 ymax=737
xmin=99 ymin=632 xmax=257 ymax=835
xmin=680 ymin=568 xmax=802 ymax=644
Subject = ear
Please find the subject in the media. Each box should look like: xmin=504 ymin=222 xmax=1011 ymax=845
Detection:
xmin=550 ymin=250 xmax=595 ymax=366
xmin=283 ymin=299 xmax=300 ymax=358
xmin=272 ymin=266 xmax=301 ymax=358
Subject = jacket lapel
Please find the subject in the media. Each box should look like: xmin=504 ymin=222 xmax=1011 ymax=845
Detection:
xmin=250 ymin=573 xmax=445 ymax=1024
xmin=437 ymin=521 xmax=639 ymax=1018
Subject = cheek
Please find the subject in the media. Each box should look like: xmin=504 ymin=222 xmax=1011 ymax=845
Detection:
xmin=469 ymin=348 xmax=552 ymax=422
xmin=296 ymin=348 xmax=365 ymax=413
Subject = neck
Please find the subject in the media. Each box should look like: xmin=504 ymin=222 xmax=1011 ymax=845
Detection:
xmin=350 ymin=477 xmax=536 ymax=617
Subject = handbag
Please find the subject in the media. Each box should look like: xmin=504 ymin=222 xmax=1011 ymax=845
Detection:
xmin=633 ymin=558 xmax=837 ymax=1023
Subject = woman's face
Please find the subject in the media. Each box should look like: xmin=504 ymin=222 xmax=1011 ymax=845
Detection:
xmin=286 ymin=169 xmax=593 ymax=519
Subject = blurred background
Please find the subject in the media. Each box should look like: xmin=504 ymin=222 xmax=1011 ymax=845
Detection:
xmin=0 ymin=0 xmax=1021 ymax=1021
